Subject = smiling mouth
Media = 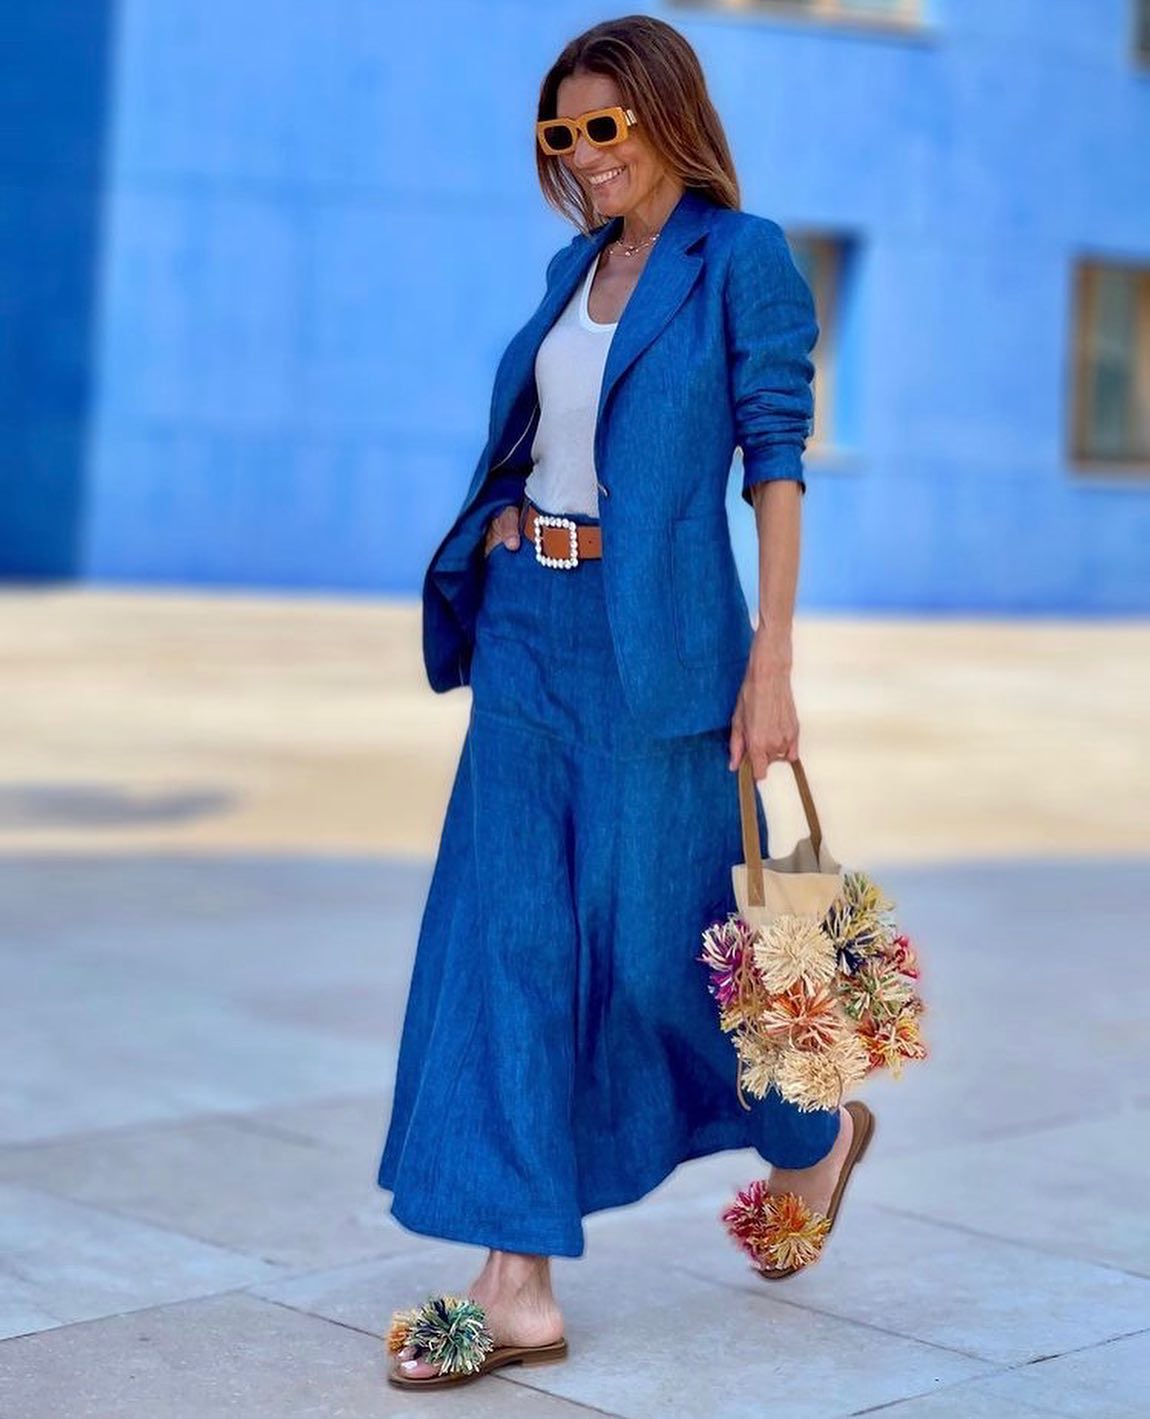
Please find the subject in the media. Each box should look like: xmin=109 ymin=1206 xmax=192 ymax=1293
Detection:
xmin=588 ymin=166 xmax=625 ymax=189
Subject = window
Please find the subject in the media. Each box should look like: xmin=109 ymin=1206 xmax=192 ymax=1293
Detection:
xmin=1071 ymin=261 xmax=1150 ymax=468
xmin=668 ymin=0 xmax=921 ymax=27
xmin=788 ymin=232 xmax=858 ymax=454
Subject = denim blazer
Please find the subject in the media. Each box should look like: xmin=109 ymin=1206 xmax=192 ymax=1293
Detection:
xmin=420 ymin=184 xmax=817 ymax=739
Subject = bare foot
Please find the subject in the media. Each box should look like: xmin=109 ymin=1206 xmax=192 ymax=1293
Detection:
xmin=394 ymin=1250 xmax=564 ymax=1380
xmin=765 ymin=1103 xmax=855 ymax=1217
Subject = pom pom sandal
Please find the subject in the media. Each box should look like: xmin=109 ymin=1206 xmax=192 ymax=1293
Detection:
xmin=722 ymin=1098 xmax=876 ymax=1281
xmin=386 ymin=1293 xmax=568 ymax=1389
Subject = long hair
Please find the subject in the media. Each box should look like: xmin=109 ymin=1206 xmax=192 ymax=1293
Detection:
xmin=535 ymin=15 xmax=741 ymax=235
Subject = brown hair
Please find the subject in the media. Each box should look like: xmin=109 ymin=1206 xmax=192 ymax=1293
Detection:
xmin=535 ymin=15 xmax=741 ymax=235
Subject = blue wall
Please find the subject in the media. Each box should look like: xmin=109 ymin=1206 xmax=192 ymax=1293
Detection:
xmin=3 ymin=1 xmax=1148 ymax=609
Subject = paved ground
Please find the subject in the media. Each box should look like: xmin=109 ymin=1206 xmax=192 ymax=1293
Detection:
xmin=1 ymin=590 xmax=1148 ymax=1417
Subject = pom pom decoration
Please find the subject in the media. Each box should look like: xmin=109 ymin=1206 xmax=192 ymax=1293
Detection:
xmin=385 ymin=1294 xmax=496 ymax=1375
xmin=698 ymin=870 xmax=928 ymax=1116
xmin=721 ymin=1178 xmax=832 ymax=1272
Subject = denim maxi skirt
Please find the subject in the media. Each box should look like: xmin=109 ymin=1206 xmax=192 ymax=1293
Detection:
xmin=377 ymin=497 xmax=841 ymax=1258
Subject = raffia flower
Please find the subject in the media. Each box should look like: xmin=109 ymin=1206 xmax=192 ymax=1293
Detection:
xmin=843 ymin=870 xmax=895 ymax=922
xmin=733 ymin=1030 xmax=783 ymax=1099
xmin=721 ymin=1179 xmax=832 ymax=1272
xmin=843 ymin=959 xmax=920 ymax=1023
xmin=758 ymin=980 xmax=848 ymax=1053
xmin=856 ymin=1005 xmax=928 ymax=1075
xmin=881 ymin=932 xmax=921 ymax=978
xmin=774 ymin=1032 xmax=872 ymax=1111
xmin=399 ymin=1294 xmax=495 ymax=1376
xmin=823 ymin=870 xmax=895 ymax=972
xmin=699 ymin=915 xmax=752 ymax=1009
xmin=386 ymin=1307 xmax=421 ymax=1355
xmin=752 ymin=913 xmax=837 ymax=994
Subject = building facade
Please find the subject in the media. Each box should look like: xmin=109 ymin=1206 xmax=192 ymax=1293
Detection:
xmin=2 ymin=1 xmax=1147 ymax=610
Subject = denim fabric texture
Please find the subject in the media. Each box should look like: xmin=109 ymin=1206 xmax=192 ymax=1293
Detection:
xmin=377 ymin=499 xmax=841 ymax=1258
xmin=421 ymin=186 xmax=818 ymax=740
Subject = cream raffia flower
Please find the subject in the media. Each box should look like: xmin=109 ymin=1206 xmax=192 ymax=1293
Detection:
xmin=774 ymin=1033 xmax=872 ymax=1111
xmin=752 ymin=913 xmax=837 ymax=994
xmin=733 ymin=1030 xmax=783 ymax=1099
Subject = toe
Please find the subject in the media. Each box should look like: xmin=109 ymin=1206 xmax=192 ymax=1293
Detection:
xmin=395 ymin=1350 xmax=442 ymax=1379
xmin=397 ymin=1350 xmax=442 ymax=1373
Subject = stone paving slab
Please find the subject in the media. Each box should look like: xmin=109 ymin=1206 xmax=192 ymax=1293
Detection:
xmin=0 ymin=940 xmax=392 ymax=1146
xmin=860 ymin=1107 xmax=1150 ymax=1279
xmin=866 ymin=1329 xmax=1150 ymax=1416
xmin=0 ymin=1113 xmax=417 ymax=1273
xmin=0 ymin=1182 xmax=282 ymax=1341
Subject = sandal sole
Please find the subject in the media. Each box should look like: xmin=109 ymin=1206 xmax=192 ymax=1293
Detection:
xmin=388 ymin=1337 xmax=569 ymax=1388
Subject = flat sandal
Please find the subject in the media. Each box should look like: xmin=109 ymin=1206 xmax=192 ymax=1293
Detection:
xmin=386 ymin=1293 xmax=569 ymax=1389
xmin=722 ymin=1099 xmax=877 ymax=1281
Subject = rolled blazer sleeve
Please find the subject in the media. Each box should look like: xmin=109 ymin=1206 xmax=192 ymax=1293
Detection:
xmin=723 ymin=218 xmax=818 ymax=505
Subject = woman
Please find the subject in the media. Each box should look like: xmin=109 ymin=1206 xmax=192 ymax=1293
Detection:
xmin=380 ymin=15 xmax=873 ymax=1389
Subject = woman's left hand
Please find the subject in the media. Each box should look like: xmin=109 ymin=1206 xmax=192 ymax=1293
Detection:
xmin=728 ymin=631 xmax=799 ymax=776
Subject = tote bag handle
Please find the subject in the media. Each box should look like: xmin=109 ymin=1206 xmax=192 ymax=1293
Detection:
xmin=737 ymin=756 xmax=825 ymax=908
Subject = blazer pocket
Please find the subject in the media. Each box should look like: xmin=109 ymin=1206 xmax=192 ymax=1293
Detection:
xmin=668 ymin=510 xmax=754 ymax=666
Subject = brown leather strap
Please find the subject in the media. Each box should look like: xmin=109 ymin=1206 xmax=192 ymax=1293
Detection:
xmin=519 ymin=501 xmax=603 ymax=562
xmin=738 ymin=756 xmax=824 ymax=907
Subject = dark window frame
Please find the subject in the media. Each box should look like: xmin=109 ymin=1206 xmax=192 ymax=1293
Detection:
xmin=1070 ymin=259 xmax=1150 ymax=473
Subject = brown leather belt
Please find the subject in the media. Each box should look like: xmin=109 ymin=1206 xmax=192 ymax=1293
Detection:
xmin=518 ymin=500 xmax=603 ymax=567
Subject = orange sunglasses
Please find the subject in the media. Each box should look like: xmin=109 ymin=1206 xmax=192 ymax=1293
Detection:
xmin=536 ymin=106 xmax=637 ymax=156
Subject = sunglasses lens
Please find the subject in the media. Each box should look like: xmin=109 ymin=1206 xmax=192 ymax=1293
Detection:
xmin=540 ymin=123 xmax=575 ymax=152
xmin=586 ymin=115 xmax=620 ymax=145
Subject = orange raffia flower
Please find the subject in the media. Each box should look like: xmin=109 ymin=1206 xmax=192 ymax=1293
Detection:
xmin=758 ymin=980 xmax=846 ymax=1053
xmin=856 ymin=1004 xmax=928 ymax=1074
xmin=386 ymin=1307 xmax=419 ymax=1354
xmin=721 ymin=1179 xmax=832 ymax=1272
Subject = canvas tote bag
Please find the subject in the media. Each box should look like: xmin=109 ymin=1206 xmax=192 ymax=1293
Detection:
xmin=732 ymin=755 xmax=843 ymax=927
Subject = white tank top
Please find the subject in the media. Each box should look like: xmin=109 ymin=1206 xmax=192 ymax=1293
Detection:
xmin=523 ymin=256 xmax=616 ymax=518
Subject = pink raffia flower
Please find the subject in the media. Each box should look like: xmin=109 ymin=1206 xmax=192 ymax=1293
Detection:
xmin=698 ymin=914 xmax=755 ymax=1010
xmin=883 ymin=932 xmax=921 ymax=978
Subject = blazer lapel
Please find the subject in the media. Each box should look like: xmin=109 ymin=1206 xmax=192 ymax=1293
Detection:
xmin=596 ymin=186 xmax=713 ymax=432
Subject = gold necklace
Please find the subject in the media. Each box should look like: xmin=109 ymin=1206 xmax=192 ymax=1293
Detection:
xmin=610 ymin=229 xmax=660 ymax=258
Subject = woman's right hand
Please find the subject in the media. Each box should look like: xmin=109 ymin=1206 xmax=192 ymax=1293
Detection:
xmin=483 ymin=503 xmax=523 ymax=557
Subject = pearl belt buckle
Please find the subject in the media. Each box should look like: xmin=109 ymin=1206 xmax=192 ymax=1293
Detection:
xmin=533 ymin=513 xmax=580 ymax=569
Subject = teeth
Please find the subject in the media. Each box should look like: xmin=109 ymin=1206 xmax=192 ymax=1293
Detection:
xmin=590 ymin=167 xmax=624 ymax=186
